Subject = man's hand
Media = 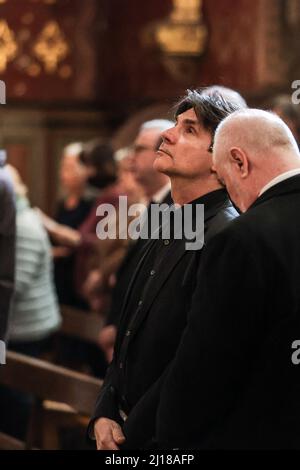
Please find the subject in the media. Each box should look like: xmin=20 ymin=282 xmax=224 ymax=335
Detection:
xmin=94 ymin=417 xmax=125 ymax=450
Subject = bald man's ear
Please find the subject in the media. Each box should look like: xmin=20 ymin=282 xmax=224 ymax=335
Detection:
xmin=229 ymin=147 xmax=249 ymax=178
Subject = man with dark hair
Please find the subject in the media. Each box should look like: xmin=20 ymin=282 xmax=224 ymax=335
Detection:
xmin=89 ymin=87 xmax=246 ymax=449
xmin=156 ymin=109 xmax=300 ymax=449
xmin=0 ymin=152 xmax=15 ymax=351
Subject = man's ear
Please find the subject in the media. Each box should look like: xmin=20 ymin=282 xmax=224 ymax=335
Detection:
xmin=229 ymin=147 xmax=249 ymax=178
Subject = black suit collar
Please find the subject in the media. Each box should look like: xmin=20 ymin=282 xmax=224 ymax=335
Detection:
xmin=249 ymin=174 xmax=300 ymax=211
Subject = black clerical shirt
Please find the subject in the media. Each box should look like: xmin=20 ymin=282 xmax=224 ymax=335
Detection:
xmin=115 ymin=190 xmax=227 ymax=412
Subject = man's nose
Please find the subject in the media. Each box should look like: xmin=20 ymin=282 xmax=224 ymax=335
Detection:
xmin=161 ymin=126 xmax=176 ymax=144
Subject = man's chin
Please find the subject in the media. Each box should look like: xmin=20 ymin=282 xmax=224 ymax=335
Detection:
xmin=153 ymin=156 xmax=170 ymax=174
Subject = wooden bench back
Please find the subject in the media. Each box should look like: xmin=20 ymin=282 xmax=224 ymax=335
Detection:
xmin=59 ymin=305 xmax=105 ymax=345
xmin=0 ymin=350 xmax=102 ymax=416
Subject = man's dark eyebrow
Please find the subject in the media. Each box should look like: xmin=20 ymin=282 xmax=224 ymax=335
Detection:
xmin=182 ymin=119 xmax=199 ymax=126
xmin=175 ymin=116 xmax=200 ymax=127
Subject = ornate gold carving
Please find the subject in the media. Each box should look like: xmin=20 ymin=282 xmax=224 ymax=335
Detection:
xmin=33 ymin=21 xmax=69 ymax=73
xmin=0 ymin=19 xmax=18 ymax=72
xmin=155 ymin=0 xmax=207 ymax=56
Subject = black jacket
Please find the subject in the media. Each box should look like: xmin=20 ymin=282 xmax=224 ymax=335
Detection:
xmin=89 ymin=189 xmax=238 ymax=448
xmin=157 ymin=175 xmax=300 ymax=449
xmin=106 ymin=192 xmax=173 ymax=327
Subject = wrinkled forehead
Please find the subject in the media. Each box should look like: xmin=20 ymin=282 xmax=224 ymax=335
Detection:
xmin=175 ymin=108 xmax=206 ymax=134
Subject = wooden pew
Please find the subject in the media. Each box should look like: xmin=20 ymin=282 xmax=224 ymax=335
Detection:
xmin=59 ymin=305 xmax=105 ymax=345
xmin=0 ymin=432 xmax=24 ymax=450
xmin=0 ymin=350 xmax=102 ymax=449
xmin=52 ymin=305 xmax=107 ymax=374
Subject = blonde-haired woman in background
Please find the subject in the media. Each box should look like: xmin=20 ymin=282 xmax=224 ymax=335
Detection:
xmin=53 ymin=142 xmax=95 ymax=309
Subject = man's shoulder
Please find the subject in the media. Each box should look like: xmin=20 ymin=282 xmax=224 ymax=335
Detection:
xmin=205 ymin=200 xmax=238 ymax=241
xmin=212 ymin=200 xmax=238 ymax=224
xmin=206 ymin=202 xmax=272 ymax=251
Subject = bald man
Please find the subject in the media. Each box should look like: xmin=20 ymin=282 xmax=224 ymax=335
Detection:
xmin=157 ymin=109 xmax=300 ymax=449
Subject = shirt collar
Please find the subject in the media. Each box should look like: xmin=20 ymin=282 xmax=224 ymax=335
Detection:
xmin=259 ymin=168 xmax=300 ymax=196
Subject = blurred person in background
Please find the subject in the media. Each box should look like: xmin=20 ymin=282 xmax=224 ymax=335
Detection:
xmin=53 ymin=142 xmax=95 ymax=309
xmin=130 ymin=120 xmax=172 ymax=201
xmin=6 ymin=164 xmax=61 ymax=354
xmin=269 ymin=94 xmax=300 ymax=146
xmin=39 ymin=141 xmax=119 ymax=314
xmin=0 ymin=164 xmax=60 ymax=440
xmin=97 ymin=120 xmax=173 ymax=363
xmin=82 ymin=146 xmax=145 ymax=314
xmin=0 ymin=151 xmax=15 ymax=349
xmin=39 ymin=141 xmax=137 ymax=376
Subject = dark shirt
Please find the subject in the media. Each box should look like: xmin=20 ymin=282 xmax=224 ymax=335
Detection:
xmin=88 ymin=188 xmax=238 ymax=448
xmin=54 ymin=197 xmax=94 ymax=308
xmin=55 ymin=198 xmax=93 ymax=229
xmin=115 ymin=191 xmax=218 ymax=411
xmin=106 ymin=193 xmax=173 ymax=326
